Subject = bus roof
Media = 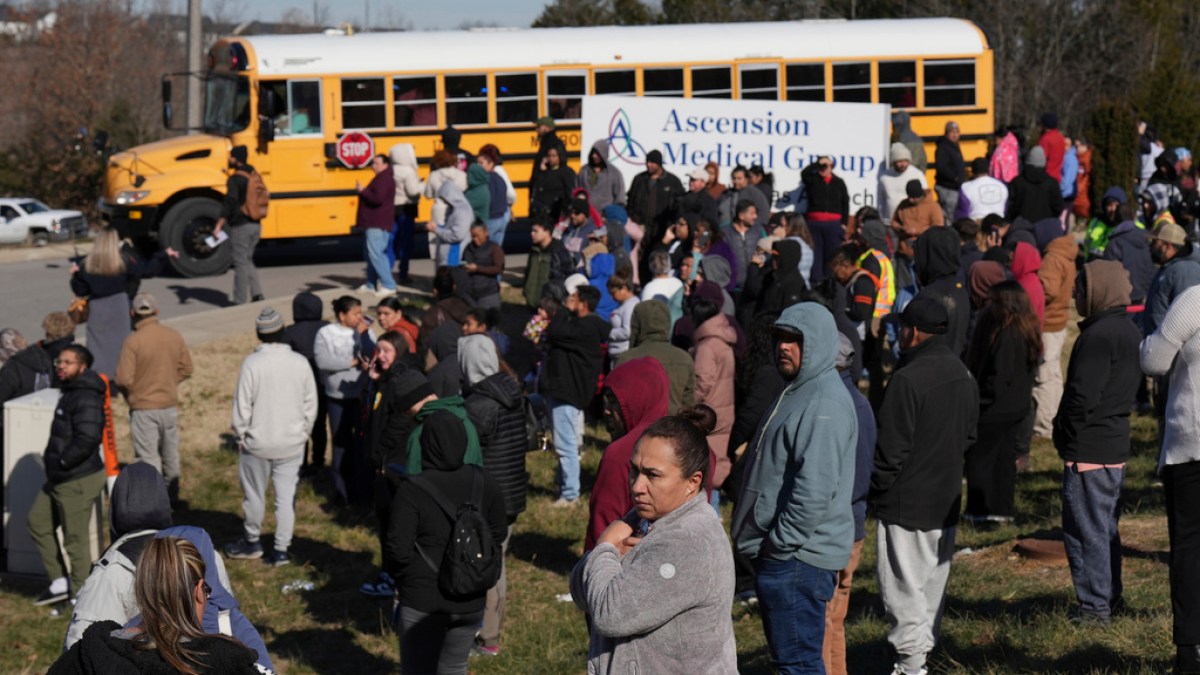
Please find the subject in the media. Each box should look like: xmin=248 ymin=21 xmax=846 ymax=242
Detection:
xmin=240 ymin=18 xmax=988 ymax=77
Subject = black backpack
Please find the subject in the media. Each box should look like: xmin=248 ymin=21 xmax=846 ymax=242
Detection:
xmin=409 ymin=467 xmax=501 ymax=598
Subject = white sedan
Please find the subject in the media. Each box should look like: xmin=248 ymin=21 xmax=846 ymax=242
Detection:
xmin=0 ymin=198 xmax=88 ymax=246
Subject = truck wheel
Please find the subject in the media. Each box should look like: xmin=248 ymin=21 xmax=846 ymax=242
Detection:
xmin=30 ymin=230 xmax=49 ymax=247
xmin=158 ymin=197 xmax=231 ymax=277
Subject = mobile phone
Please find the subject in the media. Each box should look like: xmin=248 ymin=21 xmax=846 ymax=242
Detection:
xmin=362 ymin=315 xmax=374 ymax=325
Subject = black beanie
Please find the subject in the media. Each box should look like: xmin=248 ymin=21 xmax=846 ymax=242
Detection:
xmin=394 ymin=369 xmax=436 ymax=412
xmin=906 ymin=179 xmax=925 ymax=199
xmin=646 ymin=149 xmax=663 ymax=166
xmin=231 ymin=145 xmax=249 ymax=164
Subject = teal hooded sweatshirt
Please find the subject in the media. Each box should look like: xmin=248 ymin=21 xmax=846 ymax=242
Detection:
xmin=731 ymin=302 xmax=858 ymax=571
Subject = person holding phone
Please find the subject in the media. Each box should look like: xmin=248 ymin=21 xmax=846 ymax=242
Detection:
xmin=314 ymin=295 xmax=375 ymax=503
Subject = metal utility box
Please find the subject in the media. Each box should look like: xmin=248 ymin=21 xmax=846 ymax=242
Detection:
xmin=4 ymin=389 xmax=104 ymax=576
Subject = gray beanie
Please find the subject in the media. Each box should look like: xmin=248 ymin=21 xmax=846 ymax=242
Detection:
xmin=890 ymin=142 xmax=912 ymax=164
xmin=256 ymin=307 xmax=284 ymax=335
xmin=1027 ymin=146 xmax=1047 ymax=169
xmin=458 ymin=334 xmax=499 ymax=388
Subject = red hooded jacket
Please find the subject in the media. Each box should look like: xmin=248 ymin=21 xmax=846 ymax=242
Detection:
xmin=1012 ymin=242 xmax=1046 ymax=329
xmin=585 ymin=356 xmax=670 ymax=551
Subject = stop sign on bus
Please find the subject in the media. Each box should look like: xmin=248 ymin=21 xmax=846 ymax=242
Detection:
xmin=336 ymin=131 xmax=375 ymax=169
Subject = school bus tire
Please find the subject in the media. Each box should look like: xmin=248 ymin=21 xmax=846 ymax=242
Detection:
xmin=159 ymin=197 xmax=232 ymax=278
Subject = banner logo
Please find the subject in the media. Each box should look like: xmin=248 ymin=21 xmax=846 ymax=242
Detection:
xmin=607 ymin=108 xmax=648 ymax=167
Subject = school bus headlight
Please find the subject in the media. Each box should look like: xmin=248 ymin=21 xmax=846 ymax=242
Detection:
xmin=115 ymin=190 xmax=150 ymax=205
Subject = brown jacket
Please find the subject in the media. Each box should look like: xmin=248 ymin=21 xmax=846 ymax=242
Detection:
xmin=891 ymin=196 xmax=945 ymax=241
xmin=1039 ymin=235 xmax=1078 ymax=332
xmin=115 ymin=317 xmax=193 ymax=409
xmin=692 ymin=313 xmax=737 ymax=488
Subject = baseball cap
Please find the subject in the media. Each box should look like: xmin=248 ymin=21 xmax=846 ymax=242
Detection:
xmin=891 ymin=296 xmax=949 ymax=334
xmin=1152 ymin=222 xmax=1188 ymax=247
xmin=688 ymin=167 xmax=708 ymax=181
xmin=565 ymin=273 xmax=589 ymax=296
xmin=132 ymin=293 xmax=157 ymax=316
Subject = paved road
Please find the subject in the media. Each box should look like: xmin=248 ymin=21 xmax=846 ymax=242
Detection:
xmin=0 ymin=236 xmax=530 ymax=345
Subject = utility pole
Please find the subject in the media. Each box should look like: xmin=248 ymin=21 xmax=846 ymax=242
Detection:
xmin=185 ymin=0 xmax=202 ymax=132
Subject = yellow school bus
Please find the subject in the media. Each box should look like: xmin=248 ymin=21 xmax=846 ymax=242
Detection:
xmin=100 ymin=18 xmax=993 ymax=276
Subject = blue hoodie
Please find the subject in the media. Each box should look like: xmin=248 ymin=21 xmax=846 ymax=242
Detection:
xmin=731 ymin=303 xmax=858 ymax=571
xmin=588 ymin=253 xmax=618 ymax=321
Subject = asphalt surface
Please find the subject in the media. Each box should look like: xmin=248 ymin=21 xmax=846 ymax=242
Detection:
xmin=0 ymin=236 xmax=530 ymax=346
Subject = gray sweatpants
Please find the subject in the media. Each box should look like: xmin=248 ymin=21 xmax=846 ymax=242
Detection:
xmin=877 ymin=520 xmax=956 ymax=672
xmin=229 ymin=222 xmax=263 ymax=304
xmin=130 ymin=407 xmax=180 ymax=482
xmin=239 ymin=449 xmax=302 ymax=551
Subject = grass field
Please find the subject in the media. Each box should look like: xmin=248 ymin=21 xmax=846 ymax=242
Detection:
xmin=0 ymin=326 xmax=1178 ymax=674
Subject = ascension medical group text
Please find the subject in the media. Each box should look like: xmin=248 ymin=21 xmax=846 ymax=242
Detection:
xmin=656 ymin=109 xmax=881 ymax=206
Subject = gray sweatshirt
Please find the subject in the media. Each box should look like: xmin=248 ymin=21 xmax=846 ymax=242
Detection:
xmin=232 ymin=343 xmax=317 ymax=459
xmin=570 ymin=495 xmax=738 ymax=674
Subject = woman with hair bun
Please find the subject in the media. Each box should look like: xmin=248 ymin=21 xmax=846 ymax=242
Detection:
xmin=570 ymin=404 xmax=737 ymax=674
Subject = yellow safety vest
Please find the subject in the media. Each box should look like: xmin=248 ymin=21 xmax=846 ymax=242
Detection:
xmin=857 ymin=248 xmax=895 ymax=318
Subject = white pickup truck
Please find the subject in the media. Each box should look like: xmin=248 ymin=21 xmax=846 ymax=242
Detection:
xmin=0 ymin=198 xmax=87 ymax=246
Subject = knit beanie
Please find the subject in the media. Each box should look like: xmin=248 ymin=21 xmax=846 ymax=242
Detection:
xmin=1028 ymin=146 xmax=1047 ymax=169
xmin=231 ymin=145 xmax=248 ymax=164
xmin=890 ymin=142 xmax=912 ymax=164
xmin=646 ymin=149 xmax=664 ymax=166
xmin=255 ymin=307 xmax=284 ymax=335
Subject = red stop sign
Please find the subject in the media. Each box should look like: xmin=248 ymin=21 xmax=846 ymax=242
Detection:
xmin=336 ymin=131 xmax=375 ymax=169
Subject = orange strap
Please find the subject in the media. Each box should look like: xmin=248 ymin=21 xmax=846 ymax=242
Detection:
xmin=98 ymin=373 xmax=119 ymax=477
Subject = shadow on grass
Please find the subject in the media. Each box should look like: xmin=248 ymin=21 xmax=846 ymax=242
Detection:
xmin=509 ymin=530 xmax=579 ymax=575
xmin=269 ymin=626 xmax=395 ymax=674
xmin=937 ymin=632 xmax=1171 ymax=673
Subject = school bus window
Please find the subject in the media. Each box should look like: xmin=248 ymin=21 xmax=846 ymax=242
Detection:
xmin=204 ymin=76 xmax=250 ymax=134
xmin=287 ymin=80 xmax=321 ymax=134
xmin=924 ymin=59 xmax=975 ymax=108
xmin=644 ymin=68 xmax=684 ymax=97
xmin=341 ymin=78 xmax=386 ymax=130
xmin=878 ymin=61 xmax=917 ymax=108
xmin=393 ymin=76 xmax=437 ymax=127
xmin=595 ymin=69 xmax=635 ymax=96
xmin=546 ymin=72 xmax=586 ymax=121
xmin=691 ymin=67 xmax=731 ymax=98
xmin=495 ymin=73 xmax=538 ymax=124
xmin=785 ymin=63 xmax=824 ymax=102
xmin=445 ymin=74 xmax=488 ymax=126
xmin=832 ymin=62 xmax=871 ymax=103
xmin=739 ymin=65 xmax=778 ymax=100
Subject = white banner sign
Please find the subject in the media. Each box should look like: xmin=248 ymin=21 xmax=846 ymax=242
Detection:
xmin=580 ymin=94 xmax=891 ymax=213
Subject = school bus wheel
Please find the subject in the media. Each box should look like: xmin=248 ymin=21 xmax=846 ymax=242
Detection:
xmin=158 ymin=197 xmax=232 ymax=278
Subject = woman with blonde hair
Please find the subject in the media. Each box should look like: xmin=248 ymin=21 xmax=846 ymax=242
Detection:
xmin=51 ymin=536 xmax=262 ymax=674
xmin=69 ymin=228 xmax=177 ymax=378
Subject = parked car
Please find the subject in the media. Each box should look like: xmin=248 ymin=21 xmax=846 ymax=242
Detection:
xmin=0 ymin=198 xmax=88 ymax=246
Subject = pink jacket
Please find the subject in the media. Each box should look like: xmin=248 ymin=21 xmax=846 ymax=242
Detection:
xmin=692 ymin=313 xmax=738 ymax=488
xmin=991 ymin=133 xmax=1020 ymax=184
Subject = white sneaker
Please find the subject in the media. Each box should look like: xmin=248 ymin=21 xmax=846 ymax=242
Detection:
xmin=354 ymin=284 xmax=375 ymax=294
xmin=892 ymin=664 xmax=928 ymax=675
xmin=374 ymin=287 xmax=397 ymax=298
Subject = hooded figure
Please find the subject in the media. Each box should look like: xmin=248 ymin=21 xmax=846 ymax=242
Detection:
xmin=913 ymin=226 xmax=970 ymax=356
xmin=64 ymin=463 xmax=173 ymax=650
xmin=1101 ymin=218 xmax=1155 ymax=303
xmin=1010 ymin=242 xmax=1046 ymax=328
xmin=892 ymin=110 xmax=928 ymax=172
xmin=460 ymin=336 xmax=527 ymax=519
xmin=404 ymin=396 xmax=483 ymax=476
xmin=465 ymin=163 xmax=492 ymax=224
xmin=731 ymin=303 xmax=858 ymax=572
xmin=587 ymin=253 xmax=619 ymax=321
xmin=285 ymin=292 xmax=327 ymax=373
xmin=426 ymin=323 xmax=463 ymax=398
xmin=692 ymin=307 xmax=739 ymax=489
xmin=389 ymin=143 xmax=425 ymax=207
xmin=584 ymin=357 xmax=671 ymax=551
xmin=614 ymin=300 xmax=696 ymax=414
xmin=430 ymin=180 xmax=474 ymax=267
xmin=699 ymin=255 xmax=737 ymax=314
xmin=761 ymin=239 xmax=809 ymax=315
xmin=578 ymin=139 xmax=626 ymax=212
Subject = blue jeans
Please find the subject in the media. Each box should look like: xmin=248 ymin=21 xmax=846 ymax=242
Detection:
xmin=549 ymin=399 xmax=583 ymax=501
xmin=486 ymin=212 xmax=510 ymax=249
xmin=1062 ymin=464 xmax=1124 ymax=619
xmin=365 ymin=228 xmax=396 ymax=291
xmin=754 ymin=557 xmax=837 ymax=674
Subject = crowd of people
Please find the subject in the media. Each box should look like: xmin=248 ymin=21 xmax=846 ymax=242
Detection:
xmin=3 ymin=109 xmax=1200 ymax=674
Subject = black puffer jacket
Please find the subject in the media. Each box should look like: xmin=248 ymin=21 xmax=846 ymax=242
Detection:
xmin=0 ymin=337 xmax=73 ymax=405
xmin=464 ymin=372 xmax=528 ymax=518
xmin=45 ymin=370 xmax=107 ymax=485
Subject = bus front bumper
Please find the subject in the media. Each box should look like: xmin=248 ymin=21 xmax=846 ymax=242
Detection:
xmin=99 ymin=200 xmax=156 ymax=239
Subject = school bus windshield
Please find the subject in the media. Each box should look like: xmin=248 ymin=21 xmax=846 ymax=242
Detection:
xmin=204 ymin=75 xmax=250 ymax=135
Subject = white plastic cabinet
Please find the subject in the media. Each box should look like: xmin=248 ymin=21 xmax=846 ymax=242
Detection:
xmin=3 ymin=389 xmax=104 ymax=576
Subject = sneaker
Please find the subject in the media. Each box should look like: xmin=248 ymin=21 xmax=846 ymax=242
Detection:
xmin=471 ymin=644 xmax=500 ymax=657
xmin=374 ymin=286 xmax=398 ymax=298
xmin=1068 ymin=606 xmax=1110 ymax=626
xmin=734 ymin=590 xmax=758 ymax=609
xmin=354 ymin=284 xmax=375 ymax=294
xmin=551 ymin=497 xmax=577 ymax=508
xmin=34 ymin=586 xmax=69 ymax=607
xmin=224 ymin=538 xmax=264 ymax=560
xmin=360 ymin=572 xmax=395 ymax=597
xmin=251 ymin=294 xmax=265 ymax=302
xmin=265 ymin=549 xmax=291 ymax=567
xmin=891 ymin=665 xmax=928 ymax=675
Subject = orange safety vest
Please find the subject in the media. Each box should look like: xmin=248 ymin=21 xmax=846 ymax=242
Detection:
xmin=97 ymin=373 xmax=119 ymax=479
xmin=857 ymin=248 xmax=895 ymax=318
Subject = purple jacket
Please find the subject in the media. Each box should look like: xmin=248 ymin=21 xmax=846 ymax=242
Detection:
xmin=357 ymin=169 xmax=396 ymax=231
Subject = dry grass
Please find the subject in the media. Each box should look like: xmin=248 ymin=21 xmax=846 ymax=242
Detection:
xmin=0 ymin=323 xmax=1179 ymax=674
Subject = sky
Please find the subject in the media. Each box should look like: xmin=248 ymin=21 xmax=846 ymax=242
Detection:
xmin=240 ymin=0 xmax=549 ymax=30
